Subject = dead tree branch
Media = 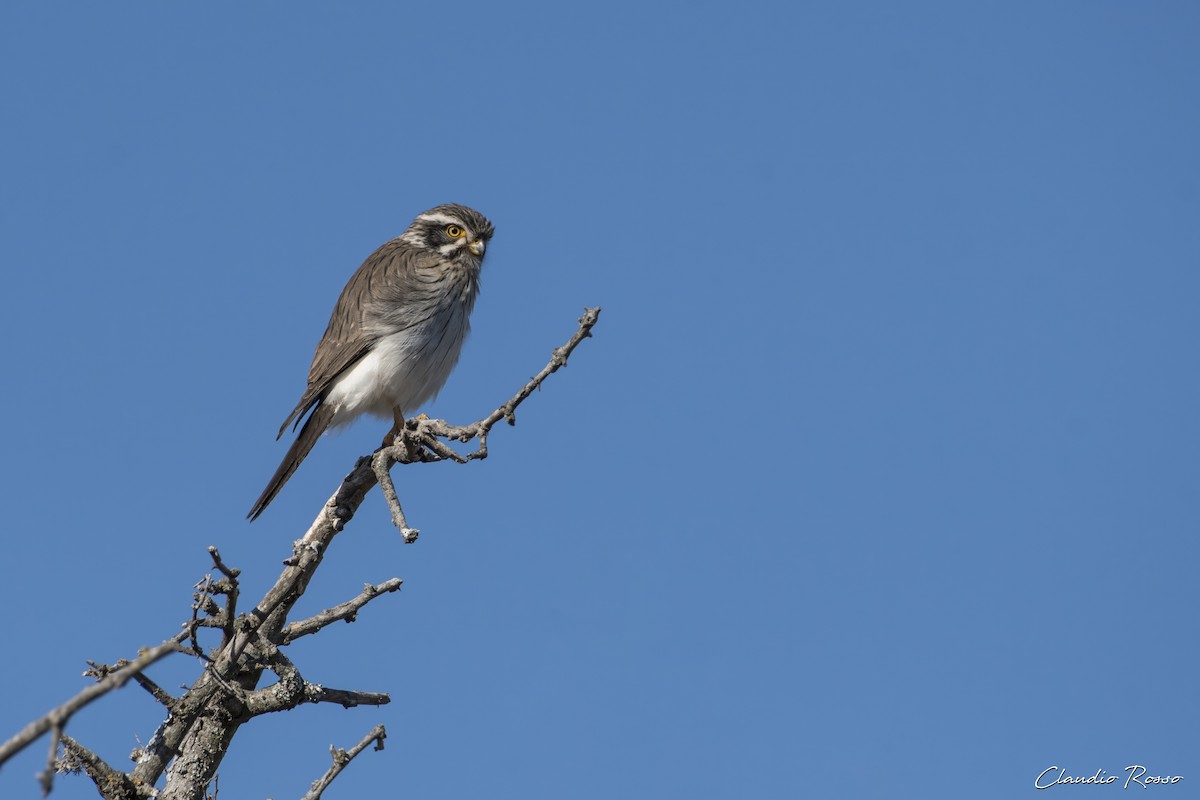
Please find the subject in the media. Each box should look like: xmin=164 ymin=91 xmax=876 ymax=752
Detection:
xmin=281 ymin=579 xmax=404 ymax=644
xmin=57 ymin=735 xmax=144 ymax=800
xmin=299 ymin=724 xmax=387 ymax=800
xmin=0 ymin=634 xmax=189 ymax=768
xmin=1 ymin=306 xmax=601 ymax=800
xmin=372 ymin=306 xmax=602 ymax=536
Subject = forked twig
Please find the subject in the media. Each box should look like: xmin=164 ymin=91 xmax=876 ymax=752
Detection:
xmin=372 ymin=306 xmax=601 ymax=536
xmin=0 ymin=634 xmax=189 ymax=769
xmin=299 ymin=724 xmax=387 ymax=800
xmin=281 ymin=579 xmax=404 ymax=643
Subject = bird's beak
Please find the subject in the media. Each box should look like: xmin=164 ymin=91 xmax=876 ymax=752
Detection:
xmin=468 ymin=239 xmax=486 ymax=256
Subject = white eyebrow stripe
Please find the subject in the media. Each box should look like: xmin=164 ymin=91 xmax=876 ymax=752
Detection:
xmin=416 ymin=212 xmax=466 ymax=226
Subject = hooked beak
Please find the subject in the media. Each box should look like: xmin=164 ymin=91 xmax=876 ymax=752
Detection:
xmin=468 ymin=239 xmax=486 ymax=256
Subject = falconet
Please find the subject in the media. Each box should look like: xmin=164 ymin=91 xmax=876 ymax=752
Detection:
xmin=248 ymin=204 xmax=494 ymax=520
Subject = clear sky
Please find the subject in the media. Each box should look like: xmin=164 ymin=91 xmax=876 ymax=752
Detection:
xmin=2 ymin=2 xmax=1197 ymax=798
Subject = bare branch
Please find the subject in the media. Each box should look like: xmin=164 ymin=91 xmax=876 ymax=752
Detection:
xmin=132 ymin=672 xmax=177 ymax=710
xmin=189 ymin=577 xmax=217 ymax=659
xmin=242 ymin=647 xmax=389 ymax=717
xmin=299 ymin=724 xmax=387 ymax=800
xmin=468 ymin=305 xmax=601 ymax=437
xmin=208 ymin=547 xmax=241 ymax=645
xmin=133 ymin=500 xmax=369 ymax=791
xmin=0 ymin=633 xmax=189 ymax=768
xmin=56 ymin=734 xmax=145 ymax=800
xmin=280 ymin=579 xmax=404 ymax=644
xmin=371 ymin=451 xmax=421 ymax=541
xmin=373 ymin=306 xmax=602 ymax=533
xmin=37 ymin=723 xmax=62 ymax=797
xmin=7 ymin=307 xmax=602 ymax=798
xmin=303 ymin=687 xmax=391 ymax=709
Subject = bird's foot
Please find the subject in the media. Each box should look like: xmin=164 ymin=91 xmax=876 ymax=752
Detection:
xmin=382 ymin=426 xmax=400 ymax=448
xmin=383 ymin=411 xmax=430 ymax=446
xmin=383 ymin=406 xmax=406 ymax=447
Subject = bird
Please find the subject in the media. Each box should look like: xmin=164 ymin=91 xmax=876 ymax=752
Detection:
xmin=248 ymin=203 xmax=495 ymax=521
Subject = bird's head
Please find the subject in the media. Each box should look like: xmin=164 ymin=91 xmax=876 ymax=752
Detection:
xmin=401 ymin=203 xmax=494 ymax=263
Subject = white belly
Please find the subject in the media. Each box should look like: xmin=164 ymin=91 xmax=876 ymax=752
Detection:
xmin=324 ymin=311 xmax=470 ymax=426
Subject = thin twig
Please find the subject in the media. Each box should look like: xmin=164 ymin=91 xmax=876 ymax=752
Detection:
xmin=56 ymin=734 xmax=144 ymax=799
xmin=468 ymin=305 xmax=601 ymax=438
xmin=208 ymin=547 xmax=241 ymax=645
xmin=299 ymin=724 xmax=387 ymax=800
xmin=373 ymin=306 xmax=601 ymax=534
xmin=0 ymin=634 xmax=189 ymax=768
xmin=280 ymin=579 xmax=404 ymax=644
xmin=303 ymin=686 xmax=391 ymax=709
xmin=132 ymin=672 xmax=177 ymax=710
xmin=37 ymin=724 xmax=61 ymax=797
xmin=371 ymin=451 xmax=420 ymax=542
xmin=242 ymin=647 xmax=389 ymax=716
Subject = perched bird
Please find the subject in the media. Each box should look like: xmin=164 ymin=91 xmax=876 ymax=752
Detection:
xmin=248 ymin=203 xmax=494 ymax=520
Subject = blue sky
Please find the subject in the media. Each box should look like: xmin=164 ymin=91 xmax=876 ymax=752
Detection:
xmin=2 ymin=2 xmax=1197 ymax=798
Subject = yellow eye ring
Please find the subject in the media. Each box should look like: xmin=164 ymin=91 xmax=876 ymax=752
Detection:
xmin=445 ymin=224 xmax=465 ymax=238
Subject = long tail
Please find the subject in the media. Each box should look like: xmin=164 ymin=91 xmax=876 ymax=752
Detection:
xmin=247 ymin=402 xmax=337 ymax=521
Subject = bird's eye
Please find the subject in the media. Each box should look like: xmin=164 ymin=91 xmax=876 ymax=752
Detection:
xmin=445 ymin=225 xmax=465 ymax=238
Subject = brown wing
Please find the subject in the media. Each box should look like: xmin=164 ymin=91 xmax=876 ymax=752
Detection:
xmin=247 ymin=241 xmax=406 ymax=520
xmin=274 ymin=239 xmax=413 ymax=439
xmin=250 ymin=239 xmax=444 ymax=520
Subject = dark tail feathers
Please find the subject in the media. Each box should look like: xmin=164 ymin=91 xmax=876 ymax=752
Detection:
xmin=247 ymin=402 xmax=336 ymax=521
